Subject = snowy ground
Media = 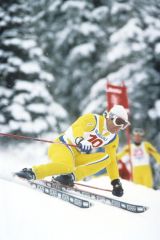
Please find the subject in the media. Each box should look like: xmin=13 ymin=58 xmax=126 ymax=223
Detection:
xmin=0 ymin=141 xmax=160 ymax=240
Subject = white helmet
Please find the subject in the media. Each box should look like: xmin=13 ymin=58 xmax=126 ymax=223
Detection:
xmin=108 ymin=105 xmax=130 ymax=129
xmin=109 ymin=105 xmax=129 ymax=122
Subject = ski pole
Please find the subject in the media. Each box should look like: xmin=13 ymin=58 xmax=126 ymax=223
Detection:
xmin=74 ymin=182 xmax=112 ymax=192
xmin=0 ymin=132 xmax=77 ymax=148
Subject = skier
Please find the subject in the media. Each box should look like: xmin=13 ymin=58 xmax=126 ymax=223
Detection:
xmin=15 ymin=105 xmax=130 ymax=197
xmin=117 ymin=128 xmax=160 ymax=188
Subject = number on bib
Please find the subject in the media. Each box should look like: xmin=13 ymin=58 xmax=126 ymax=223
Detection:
xmin=88 ymin=134 xmax=103 ymax=147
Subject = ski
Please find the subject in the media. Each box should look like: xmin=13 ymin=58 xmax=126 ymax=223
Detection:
xmin=43 ymin=180 xmax=148 ymax=213
xmin=13 ymin=177 xmax=92 ymax=208
xmin=28 ymin=180 xmax=92 ymax=208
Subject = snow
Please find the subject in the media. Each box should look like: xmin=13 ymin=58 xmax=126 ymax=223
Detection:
xmin=7 ymin=56 xmax=22 ymax=66
xmin=2 ymin=78 xmax=68 ymax=134
xmin=111 ymin=2 xmax=131 ymax=15
xmin=14 ymin=81 xmax=52 ymax=101
xmin=0 ymin=142 xmax=160 ymax=240
xmin=0 ymin=115 xmax=5 ymax=122
xmin=80 ymin=78 xmax=107 ymax=114
xmin=155 ymin=100 xmax=160 ymax=117
xmin=107 ymin=18 xmax=147 ymax=63
xmin=143 ymin=16 xmax=160 ymax=43
xmin=48 ymin=102 xmax=68 ymax=119
xmin=0 ymin=86 xmax=12 ymax=97
xmin=61 ymin=1 xmax=88 ymax=12
xmin=55 ymin=28 xmax=72 ymax=48
xmin=148 ymin=99 xmax=160 ymax=119
xmin=79 ymin=22 xmax=102 ymax=36
xmin=91 ymin=6 xmax=109 ymax=22
xmin=13 ymin=93 xmax=30 ymax=105
xmin=40 ymin=71 xmax=54 ymax=82
xmin=89 ymin=78 xmax=106 ymax=98
xmin=29 ymin=47 xmax=43 ymax=57
xmin=144 ymin=26 xmax=160 ymax=43
xmin=82 ymin=95 xmax=105 ymax=114
xmin=49 ymin=0 xmax=61 ymax=12
xmin=27 ymin=103 xmax=47 ymax=114
xmin=69 ymin=43 xmax=95 ymax=59
xmin=7 ymin=103 xmax=31 ymax=121
xmin=20 ymin=118 xmax=48 ymax=134
xmin=107 ymin=42 xmax=132 ymax=63
xmin=4 ymin=38 xmax=36 ymax=49
xmin=155 ymin=43 xmax=160 ymax=54
xmin=110 ymin=18 xmax=143 ymax=43
xmin=0 ymin=63 xmax=15 ymax=73
xmin=20 ymin=62 xmax=41 ymax=74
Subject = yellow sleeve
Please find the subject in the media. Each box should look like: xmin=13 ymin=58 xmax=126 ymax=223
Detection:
xmin=116 ymin=145 xmax=130 ymax=160
xmin=145 ymin=142 xmax=160 ymax=163
xmin=105 ymin=135 xmax=120 ymax=180
xmin=71 ymin=113 xmax=96 ymax=138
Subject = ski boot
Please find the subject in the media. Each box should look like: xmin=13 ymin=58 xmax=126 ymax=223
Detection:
xmin=53 ymin=174 xmax=75 ymax=187
xmin=14 ymin=168 xmax=36 ymax=180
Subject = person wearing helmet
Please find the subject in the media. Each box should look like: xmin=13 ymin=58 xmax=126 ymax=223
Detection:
xmin=117 ymin=128 xmax=160 ymax=188
xmin=15 ymin=105 xmax=130 ymax=197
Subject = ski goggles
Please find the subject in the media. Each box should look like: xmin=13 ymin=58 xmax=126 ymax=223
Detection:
xmin=132 ymin=128 xmax=144 ymax=136
xmin=109 ymin=113 xmax=130 ymax=130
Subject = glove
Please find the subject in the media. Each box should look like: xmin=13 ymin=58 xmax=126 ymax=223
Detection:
xmin=111 ymin=179 xmax=124 ymax=197
xmin=75 ymin=137 xmax=92 ymax=153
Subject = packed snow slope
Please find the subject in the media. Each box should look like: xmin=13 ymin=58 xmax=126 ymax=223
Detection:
xmin=0 ymin=142 xmax=160 ymax=240
xmin=1 ymin=176 xmax=160 ymax=240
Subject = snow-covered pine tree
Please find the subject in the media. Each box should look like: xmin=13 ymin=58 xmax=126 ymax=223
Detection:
xmin=80 ymin=0 xmax=160 ymax=143
xmin=1 ymin=0 xmax=160 ymax=144
xmin=28 ymin=0 xmax=111 ymax=118
xmin=0 ymin=0 xmax=68 ymax=136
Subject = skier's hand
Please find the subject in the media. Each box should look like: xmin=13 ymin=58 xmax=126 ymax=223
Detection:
xmin=111 ymin=179 xmax=124 ymax=197
xmin=75 ymin=137 xmax=92 ymax=153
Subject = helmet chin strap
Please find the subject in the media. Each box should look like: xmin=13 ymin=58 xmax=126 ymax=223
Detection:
xmin=106 ymin=119 xmax=116 ymax=134
xmin=103 ymin=110 xmax=109 ymax=119
xmin=105 ymin=118 xmax=111 ymax=132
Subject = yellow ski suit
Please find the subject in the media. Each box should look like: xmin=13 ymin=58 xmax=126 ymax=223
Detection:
xmin=117 ymin=141 xmax=160 ymax=188
xmin=33 ymin=113 xmax=120 ymax=181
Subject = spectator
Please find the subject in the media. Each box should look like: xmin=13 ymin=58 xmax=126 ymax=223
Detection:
xmin=117 ymin=128 xmax=160 ymax=188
